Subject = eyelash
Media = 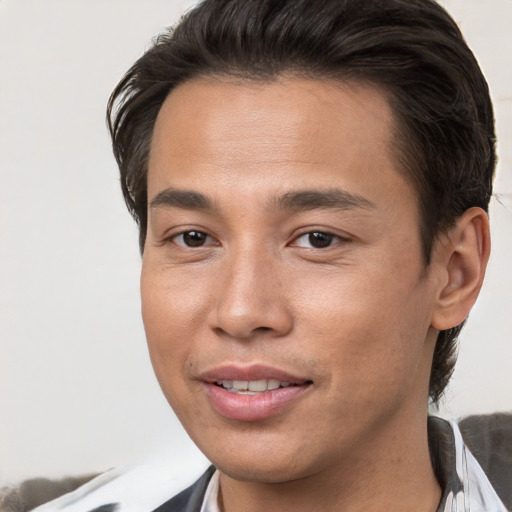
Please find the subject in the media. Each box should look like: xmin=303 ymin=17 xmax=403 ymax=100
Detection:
xmin=171 ymin=230 xmax=218 ymax=248
xmin=292 ymin=231 xmax=345 ymax=249
xmin=170 ymin=229 xmax=347 ymax=250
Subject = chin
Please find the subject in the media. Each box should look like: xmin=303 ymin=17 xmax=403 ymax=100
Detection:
xmin=213 ymin=457 xmax=314 ymax=484
xmin=195 ymin=431 xmax=325 ymax=484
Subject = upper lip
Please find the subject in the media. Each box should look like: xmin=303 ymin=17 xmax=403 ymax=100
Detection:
xmin=198 ymin=364 xmax=311 ymax=384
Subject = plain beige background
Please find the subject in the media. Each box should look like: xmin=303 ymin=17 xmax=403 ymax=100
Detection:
xmin=1 ymin=0 xmax=511 ymax=486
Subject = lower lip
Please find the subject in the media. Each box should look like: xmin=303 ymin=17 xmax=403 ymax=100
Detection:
xmin=204 ymin=383 xmax=311 ymax=421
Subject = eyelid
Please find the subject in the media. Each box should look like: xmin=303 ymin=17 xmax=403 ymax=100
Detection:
xmin=168 ymin=229 xmax=219 ymax=248
xmin=290 ymin=229 xmax=351 ymax=249
xmin=162 ymin=227 xmax=350 ymax=249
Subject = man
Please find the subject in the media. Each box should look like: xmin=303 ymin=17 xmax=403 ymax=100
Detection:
xmin=29 ymin=0 xmax=510 ymax=511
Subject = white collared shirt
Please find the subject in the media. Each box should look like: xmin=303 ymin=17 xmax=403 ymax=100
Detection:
xmin=200 ymin=469 xmax=221 ymax=512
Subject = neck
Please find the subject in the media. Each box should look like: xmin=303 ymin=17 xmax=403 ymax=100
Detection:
xmin=218 ymin=412 xmax=441 ymax=512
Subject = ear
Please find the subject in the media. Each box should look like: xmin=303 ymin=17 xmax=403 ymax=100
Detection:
xmin=430 ymin=207 xmax=490 ymax=331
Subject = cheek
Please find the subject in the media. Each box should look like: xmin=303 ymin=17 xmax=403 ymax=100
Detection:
xmin=140 ymin=270 xmax=212 ymax=431
xmin=140 ymin=265 xmax=209 ymax=384
xmin=295 ymin=260 xmax=431 ymax=392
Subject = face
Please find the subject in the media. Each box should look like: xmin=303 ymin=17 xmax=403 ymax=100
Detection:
xmin=142 ymin=77 xmax=441 ymax=483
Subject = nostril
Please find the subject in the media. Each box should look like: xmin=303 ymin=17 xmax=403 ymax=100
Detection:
xmin=212 ymin=324 xmax=274 ymax=340
xmin=209 ymin=298 xmax=293 ymax=339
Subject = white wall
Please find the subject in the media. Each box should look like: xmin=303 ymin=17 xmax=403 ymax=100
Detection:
xmin=1 ymin=0 xmax=511 ymax=486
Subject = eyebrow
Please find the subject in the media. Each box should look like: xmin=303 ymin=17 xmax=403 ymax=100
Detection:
xmin=149 ymin=187 xmax=375 ymax=213
xmin=272 ymin=189 xmax=376 ymax=212
xmin=150 ymin=188 xmax=213 ymax=210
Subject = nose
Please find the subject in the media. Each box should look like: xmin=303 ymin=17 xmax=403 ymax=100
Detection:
xmin=208 ymin=247 xmax=293 ymax=340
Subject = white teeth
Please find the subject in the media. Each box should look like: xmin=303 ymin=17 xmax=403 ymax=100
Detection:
xmin=217 ymin=379 xmax=296 ymax=393
xmin=267 ymin=379 xmax=280 ymax=390
xmin=248 ymin=379 xmax=267 ymax=392
xmin=232 ymin=380 xmax=248 ymax=390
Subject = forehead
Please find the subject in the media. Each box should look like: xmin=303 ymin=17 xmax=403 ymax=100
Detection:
xmin=148 ymin=77 xmax=411 ymax=208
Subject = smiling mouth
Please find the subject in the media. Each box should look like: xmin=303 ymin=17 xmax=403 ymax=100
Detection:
xmin=205 ymin=370 xmax=313 ymax=420
xmin=214 ymin=379 xmax=312 ymax=395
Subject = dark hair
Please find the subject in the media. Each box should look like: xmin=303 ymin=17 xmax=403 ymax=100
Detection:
xmin=107 ymin=0 xmax=496 ymax=402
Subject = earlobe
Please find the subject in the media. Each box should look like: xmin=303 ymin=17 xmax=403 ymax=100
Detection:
xmin=431 ymin=207 xmax=490 ymax=331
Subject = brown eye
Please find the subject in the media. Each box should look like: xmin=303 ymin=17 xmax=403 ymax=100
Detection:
xmin=294 ymin=231 xmax=340 ymax=249
xmin=174 ymin=231 xmax=211 ymax=247
xmin=308 ymin=232 xmax=334 ymax=248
